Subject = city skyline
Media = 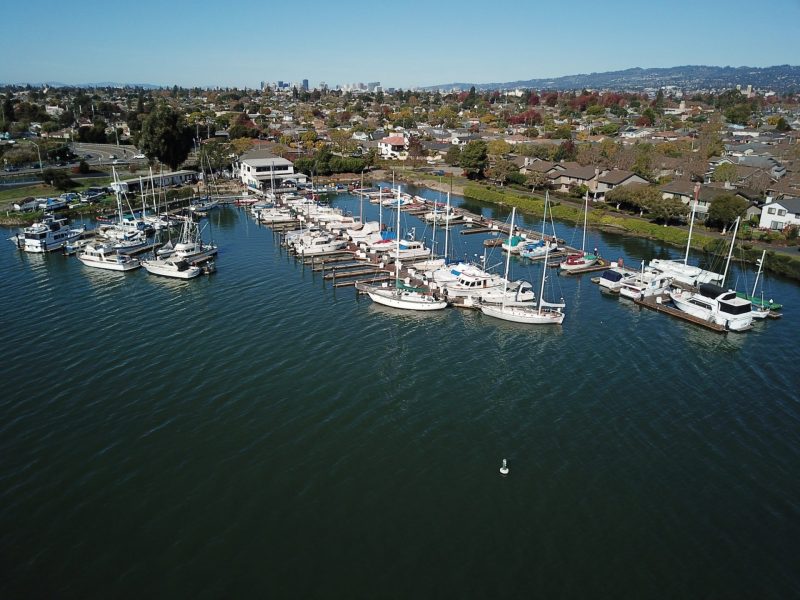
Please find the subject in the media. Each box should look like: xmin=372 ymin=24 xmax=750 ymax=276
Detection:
xmin=2 ymin=0 xmax=799 ymax=89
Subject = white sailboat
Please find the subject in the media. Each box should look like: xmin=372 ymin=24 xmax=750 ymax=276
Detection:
xmin=648 ymin=189 xmax=722 ymax=287
xmin=559 ymin=190 xmax=597 ymax=271
xmin=367 ymin=188 xmax=447 ymax=311
xmin=481 ymin=208 xmax=565 ymax=324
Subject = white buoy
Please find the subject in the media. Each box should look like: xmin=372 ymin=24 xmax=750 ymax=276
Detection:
xmin=499 ymin=459 xmax=509 ymax=476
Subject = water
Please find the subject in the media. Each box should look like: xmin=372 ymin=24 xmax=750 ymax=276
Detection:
xmin=2 ymin=187 xmax=799 ymax=598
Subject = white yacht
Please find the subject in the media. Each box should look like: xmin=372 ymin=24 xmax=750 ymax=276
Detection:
xmin=141 ymin=257 xmax=201 ymax=279
xmin=385 ymin=239 xmax=431 ymax=261
xmin=77 ymin=242 xmax=141 ymax=271
xmin=10 ymin=215 xmax=85 ymax=253
xmin=295 ymin=234 xmax=347 ymax=256
xmin=618 ymin=270 xmax=673 ymax=300
xmin=647 ymin=259 xmax=723 ymax=288
xmin=669 ymin=283 xmax=753 ymax=331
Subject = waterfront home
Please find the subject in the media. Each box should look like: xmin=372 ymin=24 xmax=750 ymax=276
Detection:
xmin=759 ymin=196 xmax=800 ymax=231
xmin=378 ymin=135 xmax=408 ymax=160
xmin=593 ymin=170 xmax=649 ymax=201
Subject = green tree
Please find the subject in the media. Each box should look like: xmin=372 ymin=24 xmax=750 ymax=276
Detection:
xmin=138 ymin=103 xmax=194 ymax=171
xmin=486 ymin=158 xmax=516 ymax=185
xmin=459 ymin=140 xmax=488 ymax=179
xmin=41 ymin=168 xmax=77 ymax=191
xmin=707 ymin=194 xmax=748 ymax=230
xmin=526 ymin=171 xmax=549 ymax=191
xmin=712 ymin=162 xmax=737 ymax=184
xmin=486 ymin=140 xmax=510 ymax=157
xmin=725 ymin=104 xmax=752 ymax=126
xmin=647 ymin=197 xmax=689 ymax=224
xmin=444 ymin=145 xmax=461 ymax=166
xmin=774 ymin=117 xmax=792 ymax=132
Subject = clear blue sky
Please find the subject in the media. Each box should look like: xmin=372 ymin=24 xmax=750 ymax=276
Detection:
xmin=2 ymin=0 xmax=799 ymax=88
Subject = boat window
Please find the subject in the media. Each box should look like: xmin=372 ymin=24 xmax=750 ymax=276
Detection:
xmin=720 ymin=302 xmax=751 ymax=315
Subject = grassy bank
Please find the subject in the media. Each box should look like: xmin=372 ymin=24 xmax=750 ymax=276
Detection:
xmin=463 ymin=184 xmax=800 ymax=281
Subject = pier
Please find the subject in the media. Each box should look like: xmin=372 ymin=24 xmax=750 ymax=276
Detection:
xmin=633 ymin=293 xmax=728 ymax=333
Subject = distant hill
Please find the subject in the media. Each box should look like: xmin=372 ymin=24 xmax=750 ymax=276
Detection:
xmin=425 ymin=65 xmax=800 ymax=92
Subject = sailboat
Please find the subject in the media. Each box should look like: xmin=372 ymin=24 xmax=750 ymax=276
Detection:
xmin=481 ymin=207 xmax=566 ymax=324
xmin=559 ymin=190 xmax=597 ymax=271
xmin=520 ymin=190 xmax=560 ymax=259
xmin=669 ymin=217 xmax=753 ymax=331
xmin=648 ymin=189 xmax=722 ymax=287
xmin=366 ymin=189 xmax=447 ymax=311
xmin=735 ymin=249 xmax=781 ymax=317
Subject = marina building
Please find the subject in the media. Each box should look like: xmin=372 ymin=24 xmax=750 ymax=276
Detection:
xmin=111 ymin=170 xmax=198 ymax=194
xmin=237 ymin=149 xmax=307 ymax=194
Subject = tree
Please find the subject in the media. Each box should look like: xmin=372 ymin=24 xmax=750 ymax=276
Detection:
xmin=486 ymin=158 xmax=516 ymax=185
xmin=526 ymin=171 xmax=549 ymax=191
xmin=459 ymin=140 xmax=488 ymax=179
xmin=486 ymin=140 xmax=510 ymax=157
xmin=444 ymin=145 xmax=461 ymax=166
xmin=712 ymin=162 xmax=737 ymax=184
xmin=407 ymin=136 xmax=425 ymax=166
xmin=647 ymin=197 xmax=689 ymax=224
xmin=138 ymin=102 xmax=194 ymax=170
xmin=229 ymin=137 xmax=254 ymax=157
xmin=774 ymin=117 xmax=792 ymax=132
xmin=707 ymin=194 xmax=748 ymax=230
xmin=41 ymin=168 xmax=77 ymax=191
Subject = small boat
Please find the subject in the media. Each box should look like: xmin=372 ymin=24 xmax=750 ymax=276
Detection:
xmin=295 ymin=234 xmax=347 ymax=256
xmin=77 ymin=242 xmax=141 ymax=271
xmin=188 ymin=197 xmax=219 ymax=212
xmin=559 ymin=191 xmax=597 ymax=271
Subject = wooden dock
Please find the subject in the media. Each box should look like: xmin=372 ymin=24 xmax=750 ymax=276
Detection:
xmin=634 ymin=294 xmax=727 ymax=333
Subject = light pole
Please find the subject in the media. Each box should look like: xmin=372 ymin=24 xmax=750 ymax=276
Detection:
xmin=29 ymin=141 xmax=43 ymax=176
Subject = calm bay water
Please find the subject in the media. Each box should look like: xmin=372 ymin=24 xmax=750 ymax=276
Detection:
xmin=1 ymin=186 xmax=799 ymax=598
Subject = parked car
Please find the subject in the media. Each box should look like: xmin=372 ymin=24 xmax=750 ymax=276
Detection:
xmin=132 ymin=153 xmax=146 ymax=159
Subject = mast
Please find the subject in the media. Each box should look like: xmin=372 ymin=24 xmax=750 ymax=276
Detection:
xmin=685 ymin=184 xmax=699 ymax=265
xmin=721 ymin=216 xmax=741 ymax=287
xmin=378 ymin=187 xmax=382 ymax=231
xmin=395 ymin=186 xmax=402 ymax=289
xmin=752 ymin=249 xmax=766 ymax=298
xmin=500 ymin=207 xmax=515 ymax=311
xmin=359 ymin=170 xmax=364 ymax=223
xmin=444 ymin=192 xmax=451 ymax=264
xmin=538 ymin=243 xmax=549 ymax=315
xmin=581 ymin=189 xmax=588 ymax=254
xmin=541 ymin=190 xmax=548 ymax=239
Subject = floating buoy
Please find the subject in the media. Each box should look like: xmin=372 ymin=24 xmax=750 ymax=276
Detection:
xmin=499 ymin=459 xmax=509 ymax=476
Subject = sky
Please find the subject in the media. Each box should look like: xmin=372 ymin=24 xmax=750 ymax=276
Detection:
xmin=2 ymin=0 xmax=799 ymax=89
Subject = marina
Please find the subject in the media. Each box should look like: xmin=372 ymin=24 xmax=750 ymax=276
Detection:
xmin=2 ymin=182 xmax=799 ymax=598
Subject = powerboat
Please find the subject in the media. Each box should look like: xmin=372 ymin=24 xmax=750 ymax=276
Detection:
xmin=10 ymin=215 xmax=85 ymax=253
xmin=77 ymin=242 xmax=141 ymax=271
xmin=669 ymin=283 xmax=753 ymax=331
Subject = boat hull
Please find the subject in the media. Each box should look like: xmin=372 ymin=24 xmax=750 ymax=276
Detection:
xmin=480 ymin=303 xmax=564 ymax=324
xmin=367 ymin=288 xmax=447 ymax=311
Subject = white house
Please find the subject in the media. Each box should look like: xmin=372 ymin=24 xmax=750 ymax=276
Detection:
xmin=378 ymin=135 xmax=408 ymax=159
xmin=759 ymin=197 xmax=800 ymax=230
xmin=238 ymin=149 xmax=307 ymax=194
xmin=593 ymin=170 xmax=649 ymax=201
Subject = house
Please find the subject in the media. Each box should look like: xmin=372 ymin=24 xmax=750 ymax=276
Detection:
xmin=548 ymin=165 xmax=600 ymax=193
xmin=593 ymin=170 xmax=649 ymax=201
xmin=660 ymin=181 xmax=747 ymax=220
xmin=238 ymin=148 xmax=307 ymax=193
xmin=520 ymin=158 xmax=565 ymax=177
xmin=378 ymin=135 xmax=408 ymax=159
xmin=759 ymin=196 xmax=800 ymax=230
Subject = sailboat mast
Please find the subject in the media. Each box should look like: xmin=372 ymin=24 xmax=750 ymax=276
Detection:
xmin=395 ymin=186 xmax=402 ymax=285
xmin=721 ymin=216 xmax=741 ymax=287
xmin=581 ymin=190 xmax=588 ymax=253
xmin=538 ymin=244 xmax=549 ymax=315
xmin=685 ymin=184 xmax=699 ymax=265
xmin=444 ymin=192 xmax=451 ymax=264
xmin=752 ymin=249 xmax=766 ymax=298
xmin=378 ymin=187 xmax=382 ymax=231
xmin=500 ymin=208 xmax=515 ymax=311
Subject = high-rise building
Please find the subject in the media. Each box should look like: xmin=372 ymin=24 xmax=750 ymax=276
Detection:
xmin=367 ymin=82 xmax=380 ymax=91
xmin=302 ymin=79 xmax=309 ymax=91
